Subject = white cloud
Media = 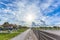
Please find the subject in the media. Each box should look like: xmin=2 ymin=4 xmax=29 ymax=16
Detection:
xmin=40 ymin=0 xmax=53 ymax=11
xmin=0 ymin=0 xmax=60 ymax=27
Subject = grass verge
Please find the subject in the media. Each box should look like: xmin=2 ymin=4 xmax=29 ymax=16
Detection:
xmin=0 ymin=28 xmax=28 ymax=40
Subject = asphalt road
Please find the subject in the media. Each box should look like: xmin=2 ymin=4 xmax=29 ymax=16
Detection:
xmin=33 ymin=30 xmax=60 ymax=40
xmin=11 ymin=29 xmax=60 ymax=40
xmin=11 ymin=29 xmax=30 ymax=40
xmin=25 ymin=29 xmax=38 ymax=40
xmin=11 ymin=29 xmax=38 ymax=40
xmin=43 ymin=30 xmax=60 ymax=36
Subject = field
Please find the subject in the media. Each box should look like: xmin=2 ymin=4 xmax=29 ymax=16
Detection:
xmin=0 ymin=28 xmax=28 ymax=40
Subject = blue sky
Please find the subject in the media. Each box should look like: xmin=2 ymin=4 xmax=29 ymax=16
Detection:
xmin=0 ymin=0 xmax=60 ymax=27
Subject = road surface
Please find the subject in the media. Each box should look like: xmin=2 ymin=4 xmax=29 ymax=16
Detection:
xmin=33 ymin=30 xmax=60 ymax=40
xmin=43 ymin=30 xmax=60 ymax=36
xmin=11 ymin=29 xmax=60 ymax=40
xmin=11 ymin=29 xmax=30 ymax=40
xmin=24 ymin=29 xmax=38 ymax=40
xmin=11 ymin=29 xmax=38 ymax=40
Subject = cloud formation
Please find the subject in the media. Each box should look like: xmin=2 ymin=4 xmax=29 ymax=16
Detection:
xmin=0 ymin=0 xmax=60 ymax=27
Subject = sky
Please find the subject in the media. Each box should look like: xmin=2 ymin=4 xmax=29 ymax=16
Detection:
xmin=0 ymin=0 xmax=60 ymax=27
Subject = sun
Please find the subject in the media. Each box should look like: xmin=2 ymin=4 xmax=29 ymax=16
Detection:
xmin=25 ymin=14 xmax=35 ymax=23
xmin=26 ymin=14 xmax=33 ymax=21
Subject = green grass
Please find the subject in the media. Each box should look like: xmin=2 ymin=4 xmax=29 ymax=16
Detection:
xmin=0 ymin=28 xmax=28 ymax=40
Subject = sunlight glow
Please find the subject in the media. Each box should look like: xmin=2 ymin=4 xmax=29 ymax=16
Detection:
xmin=25 ymin=14 xmax=35 ymax=23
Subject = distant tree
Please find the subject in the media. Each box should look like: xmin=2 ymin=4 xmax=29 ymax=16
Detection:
xmin=13 ymin=24 xmax=17 ymax=30
xmin=53 ymin=26 xmax=57 ymax=28
xmin=0 ymin=26 xmax=4 ymax=30
xmin=3 ymin=22 xmax=9 ymax=27
xmin=19 ymin=25 xmax=22 ymax=27
xmin=18 ymin=25 xmax=22 ymax=28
